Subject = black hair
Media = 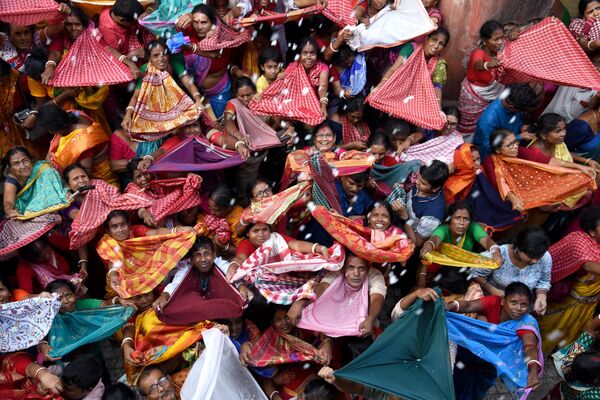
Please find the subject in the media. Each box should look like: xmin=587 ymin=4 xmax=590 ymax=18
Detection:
xmin=341 ymin=95 xmax=366 ymax=115
xmin=302 ymin=379 xmax=336 ymax=400
xmin=104 ymin=210 xmax=131 ymax=229
xmin=428 ymin=26 xmax=450 ymax=44
xmin=579 ymin=0 xmax=599 ymax=17
xmin=18 ymin=235 xmax=50 ymax=263
xmin=63 ymin=162 xmax=90 ymax=182
xmin=210 ymin=184 xmax=237 ymax=208
xmin=34 ymin=103 xmax=79 ymax=136
xmin=566 ymin=351 xmax=600 ymax=385
xmin=442 ymin=105 xmax=461 ymax=121
xmin=514 ymin=227 xmax=550 ymax=259
xmin=0 ymin=58 xmax=11 ymax=78
xmin=314 ymin=121 xmax=334 ymax=135
xmin=24 ymin=47 xmax=48 ymax=81
xmin=68 ymin=6 xmax=90 ymax=29
xmin=331 ymin=44 xmax=356 ymax=67
xmin=506 ymin=84 xmax=538 ymax=111
xmin=419 ymin=160 xmax=449 ymax=189
xmin=447 ymin=200 xmax=473 ymax=220
xmin=236 ymin=76 xmax=256 ymax=92
xmin=191 ymin=4 xmax=217 ymax=25
xmin=367 ymin=131 xmax=391 ymax=149
xmin=46 ymin=279 xmax=77 ymax=294
xmin=489 ymin=128 xmax=514 ymax=153
xmin=580 ymin=206 xmax=600 ymax=233
xmin=4 ymin=146 xmax=33 ymax=167
xmin=241 ymin=176 xmax=273 ymax=207
xmin=345 ymin=170 xmax=370 ymax=185
xmin=242 ymin=221 xmax=272 ymax=238
xmin=297 ymin=37 xmax=320 ymax=58
xmin=480 ymin=20 xmax=504 ymax=41
xmin=530 ymin=113 xmax=565 ymax=139
xmin=102 ymin=383 xmax=135 ymax=400
xmin=504 ymin=281 xmax=533 ymax=303
xmin=126 ymin=158 xmax=143 ymax=181
xmin=258 ymin=47 xmax=283 ymax=68
xmin=111 ymin=0 xmax=145 ymax=22
xmin=383 ymin=119 xmax=412 ymax=140
xmin=62 ymin=354 xmax=104 ymax=391
xmin=146 ymin=38 xmax=170 ymax=56
xmin=190 ymin=236 xmax=215 ymax=253
xmin=269 ymin=303 xmax=290 ymax=322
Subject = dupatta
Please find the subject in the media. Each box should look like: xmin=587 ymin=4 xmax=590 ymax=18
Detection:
xmin=228 ymin=98 xmax=283 ymax=151
xmin=241 ymin=181 xmax=311 ymax=225
xmin=15 ymin=161 xmax=70 ymax=220
xmin=444 ymin=144 xmax=478 ymax=203
xmin=549 ymin=231 xmax=600 ymax=283
xmin=247 ymin=327 xmax=319 ymax=367
xmin=197 ymin=21 xmax=253 ymax=52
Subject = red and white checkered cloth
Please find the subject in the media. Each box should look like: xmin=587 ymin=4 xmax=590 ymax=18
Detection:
xmin=0 ymin=0 xmax=61 ymax=26
xmin=50 ymin=28 xmax=133 ymax=87
xmin=366 ymin=45 xmax=446 ymax=130
xmin=0 ymin=214 xmax=60 ymax=259
xmin=569 ymin=17 xmax=600 ymax=41
xmin=249 ymin=61 xmax=325 ymax=125
xmin=323 ymin=0 xmax=356 ymax=27
xmin=493 ymin=17 xmax=600 ymax=90
xmin=197 ymin=20 xmax=253 ymax=51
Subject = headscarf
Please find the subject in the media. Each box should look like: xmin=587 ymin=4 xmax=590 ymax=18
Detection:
xmin=444 ymin=144 xmax=478 ymax=203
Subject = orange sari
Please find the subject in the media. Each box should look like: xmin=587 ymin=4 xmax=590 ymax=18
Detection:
xmin=443 ymin=144 xmax=478 ymax=203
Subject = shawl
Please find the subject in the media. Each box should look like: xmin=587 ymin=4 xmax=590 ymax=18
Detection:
xmin=124 ymin=174 xmax=203 ymax=222
xmin=49 ymin=118 xmax=110 ymax=171
xmin=322 ymin=0 xmax=356 ymax=27
xmin=310 ymin=152 xmax=342 ymax=213
xmin=147 ymin=136 xmax=244 ymax=172
xmin=228 ymin=98 xmax=282 ymax=151
xmin=180 ymin=328 xmax=268 ymax=400
xmin=493 ymin=17 xmax=600 ymax=91
xmin=234 ymin=5 xmax=322 ymax=27
xmin=311 ymin=205 xmax=414 ymax=263
xmin=69 ymin=179 xmax=152 ymax=250
xmin=247 ymin=327 xmax=319 ymax=367
xmin=549 ymin=231 xmax=600 ymax=283
xmin=446 ymin=312 xmax=544 ymax=399
xmin=139 ymin=0 xmax=204 ymax=38
xmin=569 ymin=17 xmax=600 ymax=41
xmin=197 ymin=21 xmax=253 ymax=52
xmin=130 ymin=64 xmax=200 ymax=140
xmin=370 ymin=160 xmax=422 ymax=196
xmin=0 ymin=214 xmax=60 ymax=258
xmin=30 ymin=262 xmax=87 ymax=297
xmin=249 ymin=61 xmax=325 ymax=126
xmin=241 ymin=181 xmax=311 ymax=225
xmin=297 ymin=274 xmax=369 ymax=337
xmin=444 ymin=144 xmax=478 ymax=203
xmin=366 ymin=44 xmax=446 ymax=130
xmin=96 ymin=229 xmax=197 ymax=298
xmin=231 ymin=232 xmax=345 ymax=305
xmin=0 ymin=0 xmax=61 ymax=26
xmin=49 ymin=305 xmax=134 ymax=357
xmin=401 ymin=132 xmax=464 ymax=165
xmin=196 ymin=214 xmax=231 ymax=245
xmin=339 ymin=52 xmax=367 ymax=97
xmin=49 ymin=28 xmax=133 ymax=87
xmin=0 ymin=296 xmax=61 ymax=353
xmin=158 ymin=262 xmax=244 ymax=325
xmin=334 ymin=291 xmax=455 ymax=400
xmin=422 ymin=243 xmax=499 ymax=269
xmin=491 ymin=155 xmax=596 ymax=210
xmin=341 ymin=115 xmax=370 ymax=144
xmin=15 ymin=161 xmax=70 ymax=220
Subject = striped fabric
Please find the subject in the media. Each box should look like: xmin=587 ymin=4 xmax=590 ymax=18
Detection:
xmin=234 ymin=5 xmax=323 ymax=28
xmin=197 ymin=21 xmax=253 ymax=51
xmin=493 ymin=17 xmax=600 ymax=90
xmin=569 ymin=18 xmax=600 ymax=41
xmin=366 ymin=45 xmax=446 ymax=130
xmin=248 ymin=327 xmax=319 ymax=367
xmin=0 ymin=0 xmax=61 ymax=26
xmin=241 ymin=181 xmax=311 ymax=225
xmin=0 ymin=214 xmax=60 ymax=259
xmin=309 ymin=152 xmax=342 ymax=214
xmin=50 ymin=28 xmax=133 ymax=87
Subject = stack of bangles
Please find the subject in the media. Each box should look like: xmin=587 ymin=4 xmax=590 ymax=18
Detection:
xmin=526 ymin=359 xmax=542 ymax=369
xmin=34 ymin=367 xmax=49 ymax=383
xmin=121 ymin=337 xmax=134 ymax=349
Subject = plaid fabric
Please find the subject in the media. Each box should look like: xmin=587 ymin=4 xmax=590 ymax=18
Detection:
xmin=229 ymin=98 xmax=283 ymax=151
xmin=196 ymin=214 xmax=231 ymax=245
xmin=197 ymin=21 xmax=253 ymax=51
xmin=549 ymin=231 xmax=600 ymax=283
xmin=422 ymin=243 xmax=499 ymax=269
xmin=249 ymin=61 xmax=325 ymax=125
xmin=366 ymin=45 xmax=446 ymax=130
xmin=401 ymin=131 xmax=464 ymax=165
xmin=248 ymin=327 xmax=319 ymax=367
xmin=0 ymin=214 xmax=59 ymax=259
xmin=309 ymin=152 xmax=342 ymax=213
xmin=241 ymin=181 xmax=311 ymax=225
xmin=96 ymin=230 xmax=197 ymax=298
xmin=69 ymin=179 xmax=152 ymax=250
xmin=231 ymin=232 xmax=345 ymax=304
xmin=50 ymin=28 xmax=133 ymax=87
xmin=0 ymin=0 xmax=61 ymax=26
xmin=569 ymin=18 xmax=600 ymax=41
xmin=341 ymin=116 xmax=370 ymax=144
xmin=493 ymin=17 xmax=600 ymax=90
xmin=124 ymin=174 xmax=203 ymax=222
xmin=234 ymin=5 xmax=323 ymax=28
xmin=322 ymin=0 xmax=356 ymax=27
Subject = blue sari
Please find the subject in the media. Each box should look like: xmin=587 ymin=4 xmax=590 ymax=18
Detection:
xmin=15 ymin=161 xmax=69 ymax=220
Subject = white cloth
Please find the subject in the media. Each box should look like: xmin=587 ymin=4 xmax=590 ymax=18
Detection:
xmin=543 ymin=86 xmax=597 ymax=123
xmin=180 ymin=328 xmax=267 ymax=400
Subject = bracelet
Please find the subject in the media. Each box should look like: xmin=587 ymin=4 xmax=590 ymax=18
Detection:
xmin=234 ymin=140 xmax=245 ymax=150
xmin=423 ymin=240 xmax=436 ymax=249
xmin=585 ymin=158 xmax=591 ymax=166
xmin=223 ymin=243 xmax=230 ymax=252
xmin=34 ymin=367 xmax=48 ymax=383
xmin=239 ymin=219 xmax=248 ymax=226
xmin=588 ymin=40 xmax=595 ymax=51
xmin=329 ymin=42 xmax=339 ymax=53
xmin=171 ymin=226 xmax=180 ymax=234
xmin=489 ymin=245 xmax=500 ymax=253
xmin=118 ymin=55 xmax=129 ymax=63
xmin=45 ymin=60 xmax=57 ymax=68
xmin=229 ymin=261 xmax=241 ymax=269
xmin=526 ymin=359 xmax=542 ymax=369
xmin=125 ymin=105 xmax=135 ymax=112
xmin=143 ymin=154 xmax=154 ymax=162
xmin=112 ymin=297 xmax=119 ymax=305
xmin=192 ymin=91 xmax=202 ymax=98
xmin=418 ymin=272 xmax=427 ymax=276
xmin=192 ymin=43 xmax=197 ymax=53
xmin=121 ymin=337 xmax=134 ymax=349
xmin=451 ymin=300 xmax=460 ymax=312
xmin=319 ymin=97 xmax=329 ymax=105
xmin=269 ymin=391 xmax=280 ymax=400
xmin=483 ymin=62 xmax=489 ymax=70
xmin=77 ymin=259 xmax=88 ymax=265
xmin=311 ymin=243 xmax=319 ymax=253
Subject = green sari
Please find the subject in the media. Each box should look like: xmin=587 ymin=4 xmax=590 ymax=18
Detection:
xmin=15 ymin=161 xmax=70 ymax=220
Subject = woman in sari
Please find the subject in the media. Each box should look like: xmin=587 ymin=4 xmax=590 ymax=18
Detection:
xmin=457 ymin=20 xmax=506 ymax=136
xmin=3 ymin=147 xmax=69 ymax=220
xmin=539 ymin=206 xmax=600 ymax=353
xmin=0 ymin=59 xmax=32 ymax=157
xmin=569 ymin=0 xmax=600 ymax=52
xmin=329 ymin=95 xmax=371 ymax=149
xmin=0 ymin=351 xmax=62 ymax=399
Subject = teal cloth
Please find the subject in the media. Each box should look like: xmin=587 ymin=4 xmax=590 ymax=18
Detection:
xmin=49 ymin=304 xmax=134 ymax=357
xmin=139 ymin=0 xmax=206 ymax=38
xmin=371 ymin=160 xmax=422 ymax=197
xmin=15 ymin=161 xmax=69 ymax=215
xmin=334 ymin=289 xmax=455 ymax=400
xmin=136 ymin=138 xmax=164 ymax=157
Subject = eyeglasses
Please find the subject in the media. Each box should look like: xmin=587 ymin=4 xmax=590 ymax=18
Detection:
xmin=315 ymin=132 xmax=334 ymax=139
xmin=503 ymin=139 xmax=519 ymax=149
xmin=253 ymin=186 xmax=272 ymax=199
xmin=10 ymin=158 xmax=31 ymax=168
xmin=144 ymin=376 xmax=170 ymax=397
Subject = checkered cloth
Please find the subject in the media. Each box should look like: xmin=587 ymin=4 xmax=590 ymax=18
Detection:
xmin=241 ymin=181 xmax=311 ymax=225
xmin=0 ymin=214 xmax=60 ymax=259
xmin=197 ymin=20 xmax=253 ymax=51
xmin=366 ymin=45 xmax=446 ymax=130
xmin=310 ymin=152 xmax=342 ymax=214
xmin=50 ymin=28 xmax=133 ymax=87
xmin=493 ymin=17 xmax=600 ymax=90
xmin=234 ymin=5 xmax=323 ymax=28
xmin=0 ymin=0 xmax=61 ymax=26
xmin=249 ymin=61 xmax=325 ymax=125
xmin=569 ymin=18 xmax=600 ymax=41
xmin=323 ymin=0 xmax=356 ymax=27
xmin=401 ymin=131 xmax=464 ymax=165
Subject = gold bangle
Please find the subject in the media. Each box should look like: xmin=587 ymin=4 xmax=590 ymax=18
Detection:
xmin=585 ymin=158 xmax=591 ymax=166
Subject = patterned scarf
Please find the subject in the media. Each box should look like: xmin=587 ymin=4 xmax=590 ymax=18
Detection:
xmin=549 ymin=231 xmax=600 ymax=283
xmin=341 ymin=115 xmax=370 ymax=144
xmin=248 ymin=327 xmax=319 ymax=367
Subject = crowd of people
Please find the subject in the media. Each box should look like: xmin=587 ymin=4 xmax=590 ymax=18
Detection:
xmin=1 ymin=0 xmax=600 ymax=399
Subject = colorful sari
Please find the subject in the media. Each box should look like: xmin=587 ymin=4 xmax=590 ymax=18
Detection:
xmin=341 ymin=114 xmax=370 ymax=144
xmin=241 ymin=181 xmax=311 ymax=226
xmin=0 ymin=214 xmax=59 ymax=258
xmin=96 ymin=229 xmax=197 ymax=298
xmin=227 ymin=98 xmax=282 ymax=151
xmin=247 ymin=327 xmax=319 ymax=367
xmin=371 ymin=160 xmax=421 ymax=196
xmin=401 ymin=131 xmax=464 ymax=165
xmin=0 ymin=352 xmax=60 ymax=400
xmin=15 ymin=161 xmax=70 ymax=220
xmin=422 ymin=243 xmax=499 ymax=269
xmin=444 ymin=143 xmax=477 ymax=203
xmin=184 ymin=53 xmax=230 ymax=120
xmin=553 ymin=330 xmax=600 ymax=399
xmin=457 ymin=77 xmax=505 ymax=135
xmin=0 ymin=69 xmax=25 ymax=159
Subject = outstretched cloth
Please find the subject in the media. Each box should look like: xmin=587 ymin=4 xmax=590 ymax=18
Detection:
xmin=228 ymin=98 xmax=283 ymax=151
xmin=0 ymin=296 xmax=61 ymax=353
xmin=247 ymin=327 xmax=319 ymax=367
xmin=446 ymin=312 xmax=543 ymax=399
xmin=234 ymin=5 xmax=323 ymax=27
xmin=0 ymin=214 xmax=60 ymax=258
xmin=422 ymin=243 xmax=499 ymax=269
xmin=181 ymin=328 xmax=268 ymax=400
xmin=298 ymin=274 xmax=368 ymax=337
xmin=231 ymin=233 xmax=345 ymax=304
xmin=367 ymin=45 xmax=446 ymax=130
xmin=96 ymin=230 xmax=197 ymax=298
xmin=310 ymin=152 xmax=342 ymax=213
xmin=491 ymin=155 xmax=596 ymax=210
xmin=241 ymin=181 xmax=311 ymax=225
xmin=15 ymin=161 xmax=71 ymax=220
xmin=124 ymin=174 xmax=203 ymax=222
xmin=49 ymin=27 xmax=133 ymax=87
xmin=30 ymin=263 xmax=87 ymax=297
xmin=158 ymin=261 xmax=244 ymax=325
xmin=197 ymin=21 xmax=253 ymax=51
xmin=334 ymin=292 xmax=455 ymax=400
xmin=401 ymin=132 xmax=464 ymax=165
xmin=549 ymin=231 xmax=600 ymax=283
xmin=443 ymin=144 xmax=477 ymax=203
xmin=311 ymin=205 xmax=414 ymax=263
xmin=147 ymin=136 xmax=244 ymax=173
xmin=49 ymin=305 xmax=134 ymax=357
xmin=322 ymin=0 xmax=355 ymax=27
xmin=139 ymin=0 xmax=204 ymax=38
xmin=371 ymin=160 xmax=421 ymax=196
xmin=493 ymin=17 xmax=600 ymax=90
xmin=69 ymin=179 xmax=152 ymax=250
xmin=0 ymin=0 xmax=61 ymax=26
xmin=249 ymin=61 xmax=325 ymax=126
